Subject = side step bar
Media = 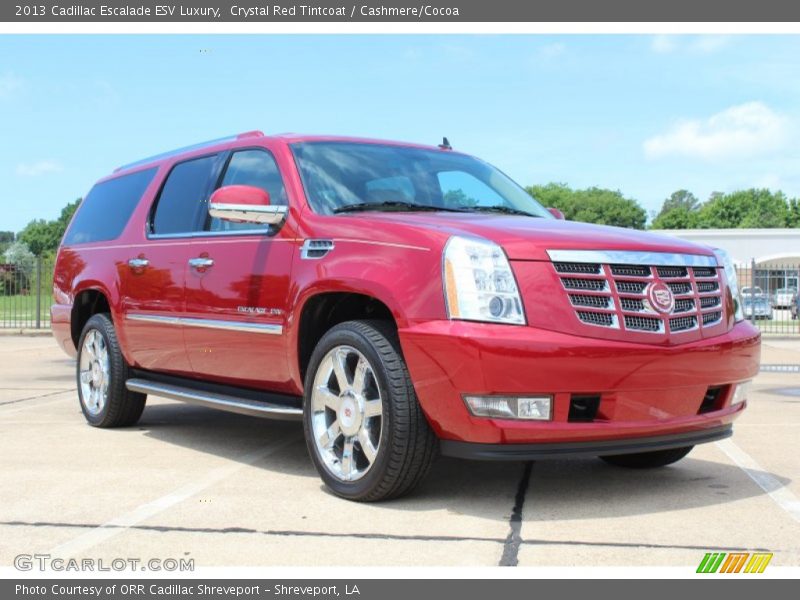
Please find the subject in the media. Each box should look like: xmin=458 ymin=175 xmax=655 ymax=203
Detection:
xmin=125 ymin=378 xmax=303 ymax=421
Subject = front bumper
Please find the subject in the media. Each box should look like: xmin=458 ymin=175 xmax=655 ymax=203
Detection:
xmin=398 ymin=320 xmax=760 ymax=448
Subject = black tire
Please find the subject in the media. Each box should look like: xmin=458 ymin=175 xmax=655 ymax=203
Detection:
xmin=600 ymin=446 xmax=693 ymax=469
xmin=76 ymin=313 xmax=146 ymax=428
xmin=302 ymin=319 xmax=438 ymax=501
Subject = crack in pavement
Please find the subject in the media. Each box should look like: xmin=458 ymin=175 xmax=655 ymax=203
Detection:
xmin=0 ymin=520 xmax=769 ymax=552
xmin=499 ymin=461 xmax=533 ymax=566
xmin=0 ymin=389 xmax=71 ymax=406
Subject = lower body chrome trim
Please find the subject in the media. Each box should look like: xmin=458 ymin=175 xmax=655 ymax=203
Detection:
xmin=125 ymin=378 xmax=302 ymax=420
xmin=126 ymin=313 xmax=282 ymax=335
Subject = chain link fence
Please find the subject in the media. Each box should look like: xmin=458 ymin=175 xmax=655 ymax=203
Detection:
xmin=737 ymin=262 xmax=800 ymax=335
xmin=0 ymin=257 xmax=798 ymax=335
xmin=0 ymin=257 xmax=54 ymax=329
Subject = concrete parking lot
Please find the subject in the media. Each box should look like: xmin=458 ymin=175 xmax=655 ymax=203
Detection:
xmin=0 ymin=335 xmax=798 ymax=569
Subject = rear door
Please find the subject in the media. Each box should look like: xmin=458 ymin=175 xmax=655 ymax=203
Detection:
xmin=183 ymin=147 xmax=297 ymax=391
xmin=120 ymin=154 xmax=223 ymax=375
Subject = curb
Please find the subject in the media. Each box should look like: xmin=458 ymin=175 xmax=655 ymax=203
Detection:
xmin=0 ymin=329 xmax=53 ymax=337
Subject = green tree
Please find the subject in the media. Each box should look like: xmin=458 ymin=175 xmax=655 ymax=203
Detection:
xmin=788 ymin=199 xmax=800 ymax=227
xmin=695 ymin=189 xmax=789 ymax=228
xmin=651 ymin=190 xmax=701 ymax=229
xmin=527 ymin=183 xmax=647 ymax=229
xmin=17 ymin=198 xmax=81 ymax=257
xmin=0 ymin=231 xmax=14 ymax=258
xmin=443 ymin=188 xmax=477 ymax=208
xmin=58 ymin=199 xmax=80 ymax=228
xmin=18 ymin=219 xmax=63 ymax=257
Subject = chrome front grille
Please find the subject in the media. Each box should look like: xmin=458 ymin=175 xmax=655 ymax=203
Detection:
xmin=616 ymin=280 xmax=647 ymax=294
xmin=551 ymin=253 xmax=724 ymax=338
xmin=624 ymin=314 xmax=662 ymax=332
xmin=562 ymin=277 xmax=607 ymax=291
xmin=555 ymin=262 xmax=601 ymax=274
xmin=577 ymin=311 xmax=616 ymax=327
xmin=569 ymin=294 xmax=613 ymax=309
xmin=656 ymin=266 xmax=688 ymax=279
xmin=670 ymin=315 xmax=698 ymax=332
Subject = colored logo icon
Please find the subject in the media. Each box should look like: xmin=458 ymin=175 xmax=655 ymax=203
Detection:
xmin=697 ymin=552 xmax=773 ymax=573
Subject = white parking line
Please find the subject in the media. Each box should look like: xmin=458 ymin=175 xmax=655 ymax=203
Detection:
xmin=716 ymin=439 xmax=800 ymax=523
xmin=48 ymin=433 xmax=301 ymax=557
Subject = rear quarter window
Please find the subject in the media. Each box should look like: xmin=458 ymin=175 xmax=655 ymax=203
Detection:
xmin=63 ymin=167 xmax=157 ymax=245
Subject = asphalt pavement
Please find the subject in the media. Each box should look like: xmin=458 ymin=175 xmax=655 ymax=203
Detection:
xmin=0 ymin=335 xmax=798 ymax=568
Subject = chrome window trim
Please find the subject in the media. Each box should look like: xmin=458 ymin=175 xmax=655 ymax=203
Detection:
xmin=126 ymin=313 xmax=282 ymax=335
xmin=146 ymin=229 xmax=275 ymax=240
xmin=547 ymin=249 xmax=718 ymax=268
xmin=208 ymin=203 xmax=287 ymax=215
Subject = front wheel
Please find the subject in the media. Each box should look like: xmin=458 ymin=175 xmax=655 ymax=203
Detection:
xmin=302 ymin=320 xmax=438 ymax=501
xmin=600 ymin=446 xmax=693 ymax=468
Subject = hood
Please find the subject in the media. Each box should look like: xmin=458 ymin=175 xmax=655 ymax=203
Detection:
xmin=339 ymin=212 xmax=716 ymax=261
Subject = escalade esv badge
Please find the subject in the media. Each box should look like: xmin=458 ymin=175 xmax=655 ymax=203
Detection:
xmin=646 ymin=282 xmax=676 ymax=315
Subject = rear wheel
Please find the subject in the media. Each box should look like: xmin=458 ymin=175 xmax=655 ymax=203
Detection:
xmin=303 ymin=320 xmax=438 ymax=501
xmin=600 ymin=446 xmax=693 ymax=468
xmin=77 ymin=313 xmax=146 ymax=427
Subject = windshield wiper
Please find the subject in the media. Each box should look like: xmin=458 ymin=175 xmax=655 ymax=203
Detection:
xmin=464 ymin=205 xmax=540 ymax=217
xmin=334 ymin=201 xmax=468 ymax=214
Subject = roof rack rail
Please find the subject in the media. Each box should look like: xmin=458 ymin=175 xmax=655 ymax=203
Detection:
xmin=115 ymin=130 xmax=265 ymax=172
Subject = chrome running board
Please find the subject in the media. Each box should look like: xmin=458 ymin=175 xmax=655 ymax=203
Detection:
xmin=125 ymin=378 xmax=302 ymax=421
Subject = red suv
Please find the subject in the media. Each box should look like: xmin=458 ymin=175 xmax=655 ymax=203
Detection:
xmin=52 ymin=131 xmax=760 ymax=501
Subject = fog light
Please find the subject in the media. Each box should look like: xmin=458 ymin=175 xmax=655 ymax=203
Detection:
xmin=463 ymin=395 xmax=552 ymax=420
xmin=731 ymin=381 xmax=752 ymax=406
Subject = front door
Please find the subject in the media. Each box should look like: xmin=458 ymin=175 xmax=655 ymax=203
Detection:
xmin=183 ymin=148 xmax=296 ymax=392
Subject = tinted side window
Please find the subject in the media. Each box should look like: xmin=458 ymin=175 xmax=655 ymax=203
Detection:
xmin=207 ymin=149 xmax=287 ymax=232
xmin=152 ymin=155 xmax=218 ymax=235
xmin=63 ymin=168 xmax=157 ymax=245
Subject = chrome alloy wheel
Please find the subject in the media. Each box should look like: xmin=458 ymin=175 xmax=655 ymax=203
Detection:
xmin=79 ymin=329 xmax=110 ymax=416
xmin=310 ymin=345 xmax=383 ymax=482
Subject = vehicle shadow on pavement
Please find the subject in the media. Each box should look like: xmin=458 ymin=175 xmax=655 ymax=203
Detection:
xmin=134 ymin=401 xmax=789 ymax=520
xmin=519 ymin=458 xmax=790 ymax=522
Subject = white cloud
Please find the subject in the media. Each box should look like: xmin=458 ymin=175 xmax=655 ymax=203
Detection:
xmin=16 ymin=160 xmax=64 ymax=177
xmin=0 ymin=72 xmax=23 ymax=98
xmin=651 ymin=35 xmax=677 ymax=54
xmin=643 ymin=102 xmax=789 ymax=161
xmin=650 ymin=35 xmax=730 ymax=55
xmin=691 ymin=35 xmax=731 ymax=53
xmin=538 ymin=43 xmax=566 ymax=59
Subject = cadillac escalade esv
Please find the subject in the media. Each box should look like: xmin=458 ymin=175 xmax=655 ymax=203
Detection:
xmin=52 ymin=131 xmax=761 ymax=501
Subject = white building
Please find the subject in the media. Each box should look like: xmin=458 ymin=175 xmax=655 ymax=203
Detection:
xmin=661 ymin=228 xmax=800 ymax=293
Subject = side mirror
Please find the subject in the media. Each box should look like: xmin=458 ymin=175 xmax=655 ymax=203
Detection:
xmin=208 ymin=185 xmax=287 ymax=226
xmin=547 ymin=207 xmax=565 ymax=220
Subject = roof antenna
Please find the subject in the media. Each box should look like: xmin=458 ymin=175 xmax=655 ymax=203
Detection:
xmin=439 ymin=137 xmax=452 ymax=150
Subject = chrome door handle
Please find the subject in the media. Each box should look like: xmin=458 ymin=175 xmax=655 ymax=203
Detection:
xmin=188 ymin=257 xmax=214 ymax=269
xmin=128 ymin=258 xmax=149 ymax=269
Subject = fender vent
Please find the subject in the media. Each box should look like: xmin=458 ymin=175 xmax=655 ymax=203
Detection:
xmin=301 ymin=239 xmax=335 ymax=259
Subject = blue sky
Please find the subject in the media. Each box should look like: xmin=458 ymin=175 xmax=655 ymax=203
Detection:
xmin=1 ymin=34 xmax=799 ymax=232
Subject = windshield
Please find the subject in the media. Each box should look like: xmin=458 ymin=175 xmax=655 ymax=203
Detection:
xmin=291 ymin=141 xmax=552 ymax=218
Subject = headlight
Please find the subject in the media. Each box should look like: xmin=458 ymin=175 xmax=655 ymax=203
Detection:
xmin=714 ymin=248 xmax=744 ymax=322
xmin=443 ymin=236 xmax=526 ymax=325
